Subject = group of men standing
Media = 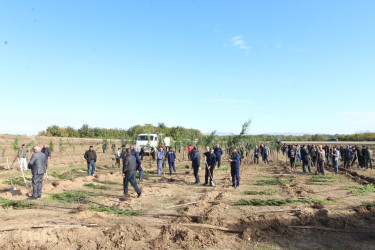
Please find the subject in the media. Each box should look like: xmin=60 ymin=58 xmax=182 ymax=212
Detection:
xmin=283 ymin=143 xmax=373 ymax=175
xmin=190 ymin=144 xmax=241 ymax=189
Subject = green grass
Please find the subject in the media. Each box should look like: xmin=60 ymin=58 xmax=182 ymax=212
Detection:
xmin=257 ymin=179 xmax=289 ymax=186
xmin=50 ymin=191 xmax=93 ymax=203
xmin=244 ymin=189 xmax=277 ymax=195
xmin=84 ymin=183 xmax=109 ymax=190
xmin=0 ymin=197 xmax=36 ymax=209
xmin=88 ymin=205 xmax=141 ymax=216
xmin=71 ymin=168 xmax=86 ymax=173
xmin=216 ymin=167 xmax=227 ymax=172
xmin=50 ymin=172 xmax=71 ymax=179
xmin=306 ymin=175 xmax=336 ymax=185
xmin=346 ymin=184 xmax=375 ymax=196
xmin=362 ymin=201 xmax=375 ymax=208
xmin=237 ymin=198 xmax=334 ymax=206
xmin=3 ymin=177 xmax=32 ymax=186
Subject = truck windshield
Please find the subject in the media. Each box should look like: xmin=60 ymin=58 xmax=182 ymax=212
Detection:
xmin=137 ymin=135 xmax=154 ymax=141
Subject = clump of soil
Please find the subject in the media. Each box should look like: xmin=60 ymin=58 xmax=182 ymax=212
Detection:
xmin=94 ymin=174 xmax=99 ymax=179
xmin=52 ymin=181 xmax=59 ymax=187
xmin=185 ymin=171 xmax=190 ymax=174
xmin=312 ymin=202 xmax=324 ymax=209
xmin=185 ymin=165 xmax=190 ymax=169
xmin=119 ymin=196 xmax=129 ymax=201
xmin=76 ymin=205 xmax=86 ymax=213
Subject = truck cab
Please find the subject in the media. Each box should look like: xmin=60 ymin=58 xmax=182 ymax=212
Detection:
xmin=136 ymin=134 xmax=158 ymax=153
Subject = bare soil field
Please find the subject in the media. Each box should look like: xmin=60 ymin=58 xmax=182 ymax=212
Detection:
xmin=0 ymin=135 xmax=375 ymax=249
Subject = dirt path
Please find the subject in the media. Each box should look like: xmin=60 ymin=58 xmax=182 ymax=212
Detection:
xmin=1 ymin=154 xmax=375 ymax=249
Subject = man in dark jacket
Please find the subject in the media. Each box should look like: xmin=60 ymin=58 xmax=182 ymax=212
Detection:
xmin=122 ymin=148 xmax=141 ymax=198
xmin=130 ymin=146 xmax=143 ymax=181
xmin=28 ymin=146 xmax=47 ymax=200
xmin=84 ymin=146 xmax=97 ymax=176
xmin=204 ymin=148 xmax=216 ymax=186
xmin=191 ymin=147 xmax=201 ymax=184
xmin=214 ymin=144 xmax=223 ymax=168
xmin=228 ymin=148 xmax=241 ymax=188
xmin=342 ymin=145 xmax=352 ymax=169
xmin=301 ymin=145 xmax=311 ymax=172
xmin=41 ymin=144 xmax=51 ymax=169
xmin=166 ymin=147 xmax=176 ymax=175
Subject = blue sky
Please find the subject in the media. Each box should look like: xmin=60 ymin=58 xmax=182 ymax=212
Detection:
xmin=1 ymin=0 xmax=374 ymax=135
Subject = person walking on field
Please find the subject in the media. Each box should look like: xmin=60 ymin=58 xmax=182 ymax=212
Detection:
xmin=317 ymin=145 xmax=326 ymax=175
xmin=18 ymin=144 xmax=29 ymax=171
xmin=114 ymin=148 xmax=121 ymax=168
xmin=157 ymin=147 xmax=164 ymax=176
xmin=130 ymin=146 xmax=144 ymax=181
xmin=41 ymin=144 xmax=51 ymax=169
xmin=204 ymin=148 xmax=216 ymax=186
xmin=122 ymin=148 xmax=142 ymax=199
xmin=28 ymin=146 xmax=47 ymax=200
xmin=301 ymin=145 xmax=311 ymax=172
xmin=166 ymin=147 xmax=176 ymax=175
xmin=191 ymin=146 xmax=201 ymax=184
xmin=254 ymin=145 xmax=260 ymax=164
xmin=228 ymin=148 xmax=241 ymax=188
xmin=332 ymin=146 xmax=340 ymax=174
xmin=288 ymin=145 xmax=296 ymax=171
xmin=214 ymin=144 xmax=223 ymax=168
xmin=84 ymin=146 xmax=97 ymax=176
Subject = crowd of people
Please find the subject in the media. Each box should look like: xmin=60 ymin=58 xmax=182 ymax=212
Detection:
xmin=21 ymin=141 xmax=373 ymax=200
xmin=282 ymin=144 xmax=373 ymax=175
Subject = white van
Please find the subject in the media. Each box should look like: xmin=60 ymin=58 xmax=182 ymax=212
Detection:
xmin=136 ymin=134 xmax=170 ymax=153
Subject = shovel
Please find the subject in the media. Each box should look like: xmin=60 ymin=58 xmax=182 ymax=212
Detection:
xmin=20 ymin=169 xmax=30 ymax=189
xmin=206 ymin=163 xmax=216 ymax=187
xmin=45 ymin=160 xmax=52 ymax=183
xmin=6 ymin=157 xmax=16 ymax=192
xmin=45 ymin=169 xmax=51 ymax=183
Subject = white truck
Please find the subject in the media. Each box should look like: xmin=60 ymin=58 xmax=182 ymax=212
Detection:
xmin=135 ymin=134 xmax=171 ymax=153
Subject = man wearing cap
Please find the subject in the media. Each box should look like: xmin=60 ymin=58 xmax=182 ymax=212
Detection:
xmin=166 ymin=147 xmax=177 ymax=175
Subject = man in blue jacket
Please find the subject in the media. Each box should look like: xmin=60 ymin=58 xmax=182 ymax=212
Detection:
xmin=228 ymin=148 xmax=241 ymax=188
xmin=204 ymin=148 xmax=216 ymax=186
xmin=191 ymin=147 xmax=201 ymax=184
xmin=166 ymin=147 xmax=177 ymax=175
xmin=214 ymin=144 xmax=223 ymax=168
xmin=129 ymin=146 xmax=143 ymax=181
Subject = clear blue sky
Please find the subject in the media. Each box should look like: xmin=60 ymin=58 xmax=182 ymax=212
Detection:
xmin=1 ymin=0 xmax=374 ymax=135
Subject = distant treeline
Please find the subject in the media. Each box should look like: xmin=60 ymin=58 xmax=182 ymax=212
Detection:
xmin=38 ymin=123 xmax=202 ymax=140
xmin=239 ymin=133 xmax=375 ymax=142
xmin=38 ymin=124 xmax=375 ymax=142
